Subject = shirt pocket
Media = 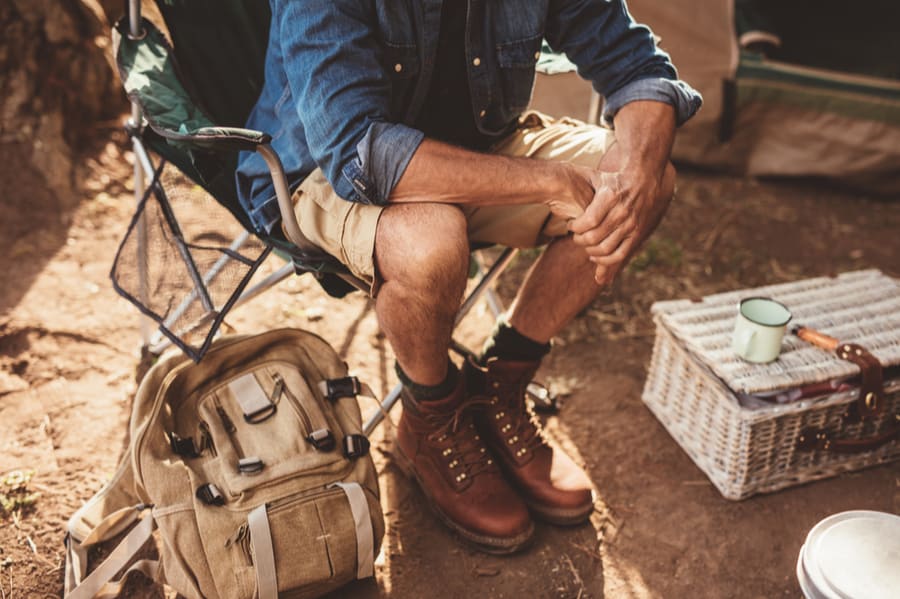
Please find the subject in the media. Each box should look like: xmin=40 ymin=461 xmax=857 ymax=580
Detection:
xmin=382 ymin=43 xmax=420 ymax=120
xmin=495 ymin=35 xmax=542 ymax=114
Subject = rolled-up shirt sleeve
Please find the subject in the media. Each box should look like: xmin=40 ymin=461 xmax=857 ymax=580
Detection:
xmin=546 ymin=0 xmax=702 ymax=127
xmin=603 ymin=78 xmax=702 ymax=127
xmin=278 ymin=0 xmax=421 ymax=205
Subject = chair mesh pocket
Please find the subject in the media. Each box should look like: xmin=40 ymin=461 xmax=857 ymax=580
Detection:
xmin=111 ymin=161 xmax=270 ymax=361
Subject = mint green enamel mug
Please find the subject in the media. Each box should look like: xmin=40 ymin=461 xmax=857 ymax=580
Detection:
xmin=731 ymin=297 xmax=792 ymax=363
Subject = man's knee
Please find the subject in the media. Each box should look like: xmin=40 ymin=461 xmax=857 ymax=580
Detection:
xmin=375 ymin=203 xmax=469 ymax=293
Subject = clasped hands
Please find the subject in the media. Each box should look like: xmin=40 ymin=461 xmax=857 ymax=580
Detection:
xmin=550 ymin=163 xmax=672 ymax=286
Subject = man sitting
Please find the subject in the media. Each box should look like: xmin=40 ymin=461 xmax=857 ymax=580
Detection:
xmin=236 ymin=0 xmax=701 ymax=554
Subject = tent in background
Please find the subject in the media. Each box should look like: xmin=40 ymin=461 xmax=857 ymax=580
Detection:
xmin=627 ymin=0 xmax=900 ymax=194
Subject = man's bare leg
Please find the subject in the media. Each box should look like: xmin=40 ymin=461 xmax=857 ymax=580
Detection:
xmin=508 ymin=152 xmax=676 ymax=343
xmin=373 ymin=202 xmax=469 ymax=385
xmin=377 ymin=202 xmax=534 ymax=552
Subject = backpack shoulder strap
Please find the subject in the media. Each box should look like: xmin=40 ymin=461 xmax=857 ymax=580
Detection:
xmin=65 ymin=508 xmax=158 ymax=598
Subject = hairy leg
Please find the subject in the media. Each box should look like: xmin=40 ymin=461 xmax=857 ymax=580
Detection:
xmin=374 ymin=203 xmax=469 ymax=385
xmin=508 ymin=146 xmax=676 ymax=343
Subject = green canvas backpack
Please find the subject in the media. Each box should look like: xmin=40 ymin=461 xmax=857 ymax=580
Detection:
xmin=63 ymin=329 xmax=384 ymax=598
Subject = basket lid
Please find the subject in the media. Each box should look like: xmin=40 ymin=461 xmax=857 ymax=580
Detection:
xmin=798 ymin=510 xmax=900 ymax=599
xmin=651 ymin=270 xmax=900 ymax=393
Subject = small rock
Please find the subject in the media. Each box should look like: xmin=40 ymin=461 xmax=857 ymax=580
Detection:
xmin=304 ymin=307 xmax=325 ymax=321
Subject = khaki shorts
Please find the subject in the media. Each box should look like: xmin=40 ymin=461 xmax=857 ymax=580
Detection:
xmin=290 ymin=111 xmax=616 ymax=289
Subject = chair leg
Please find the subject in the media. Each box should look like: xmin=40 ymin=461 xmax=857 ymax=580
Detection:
xmin=146 ymin=259 xmax=294 ymax=355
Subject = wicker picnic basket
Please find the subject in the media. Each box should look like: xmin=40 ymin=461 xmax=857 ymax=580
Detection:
xmin=641 ymin=270 xmax=900 ymax=500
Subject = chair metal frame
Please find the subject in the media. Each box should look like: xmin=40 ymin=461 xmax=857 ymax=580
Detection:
xmin=124 ymin=0 xmax=516 ymax=436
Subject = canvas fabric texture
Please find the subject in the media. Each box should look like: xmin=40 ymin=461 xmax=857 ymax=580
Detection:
xmin=64 ymin=329 xmax=384 ymax=599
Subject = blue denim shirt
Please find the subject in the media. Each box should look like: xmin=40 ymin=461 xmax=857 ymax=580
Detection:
xmin=236 ymin=0 xmax=702 ymax=233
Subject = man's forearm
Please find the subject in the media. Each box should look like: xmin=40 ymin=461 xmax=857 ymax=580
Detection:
xmin=390 ymin=138 xmax=591 ymax=213
xmin=610 ymin=100 xmax=676 ymax=184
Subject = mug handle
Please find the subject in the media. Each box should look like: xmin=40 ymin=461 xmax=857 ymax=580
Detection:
xmin=734 ymin=328 xmax=756 ymax=356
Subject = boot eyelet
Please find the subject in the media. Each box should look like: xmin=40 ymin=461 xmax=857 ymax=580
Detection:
xmin=516 ymin=448 xmax=527 ymax=457
xmin=449 ymin=459 xmax=459 ymax=468
xmin=456 ymin=473 xmax=467 ymax=482
xmin=492 ymin=382 xmax=500 ymax=389
xmin=494 ymin=411 xmax=505 ymax=420
xmin=501 ymin=424 xmax=512 ymax=433
xmin=507 ymin=435 xmax=519 ymax=445
xmin=480 ymin=448 xmax=486 ymax=453
xmin=442 ymin=448 xmax=452 ymax=456
xmin=490 ymin=396 xmax=498 ymax=404
xmin=487 ymin=459 xmax=493 ymax=465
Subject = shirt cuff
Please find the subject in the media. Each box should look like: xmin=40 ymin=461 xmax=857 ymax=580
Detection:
xmin=603 ymin=78 xmax=703 ymax=128
xmin=341 ymin=121 xmax=425 ymax=205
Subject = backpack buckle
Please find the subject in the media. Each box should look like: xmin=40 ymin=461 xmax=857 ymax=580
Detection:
xmin=307 ymin=428 xmax=336 ymax=451
xmin=343 ymin=434 xmax=370 ymax=459
xmin=319 ymin=377 xmax=360 ymax=401
xmin=238 ymin=457 xmax=265 ymax=475
xmin=196 ymin=483 xmax=225 ymax=506
xmin=168 ymin=431 xmax=199 ymax=458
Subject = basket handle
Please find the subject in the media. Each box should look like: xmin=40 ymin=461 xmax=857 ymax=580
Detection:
xmin=797 ymin=416 xmax=900 ymax=454
xmin=794 ymin=328 xmax=884 ymax=421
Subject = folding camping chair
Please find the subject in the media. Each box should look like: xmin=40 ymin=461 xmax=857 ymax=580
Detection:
xmin=112 ymin=0 xmax=530 ymax=436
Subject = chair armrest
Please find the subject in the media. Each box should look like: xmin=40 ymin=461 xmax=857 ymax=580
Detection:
xmin=161 ymin=126 xmax=272 ymax=152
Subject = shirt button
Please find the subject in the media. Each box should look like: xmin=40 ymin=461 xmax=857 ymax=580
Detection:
xmin=479 ymin=109 xmax=486 ymax=118
xmin=394 ymin=63 xmax=403 ymax=73
xmin=472 ymin=57 xmax=481 ymax=67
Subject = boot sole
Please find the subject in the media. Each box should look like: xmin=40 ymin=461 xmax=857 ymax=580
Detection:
xmin=392 ymin=446 xmax=534 ymax=555
xmin=525 ymin=497 xmax=594 ymax=527
xmin=476 ymin=426 xmax=595 ymax=527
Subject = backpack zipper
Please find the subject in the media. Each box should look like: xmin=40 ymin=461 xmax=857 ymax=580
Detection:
xmin=271 ymin=372 xmax=335 ymax=451
xmin=198 ymin=420 xmax=216 ymax=457
xmin=271 ymin=372 xmax=311 ymax=433
xmin=214 ymin=396 xmax=244 ymax=458
xmin=225 ymin=523 xmax=252 ymax=565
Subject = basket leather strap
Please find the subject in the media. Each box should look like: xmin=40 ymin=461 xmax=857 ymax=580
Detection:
xmin=798 ymin=416 xmax=900 ymax=454
xmin=834 ymin=343 xmax=885 ymax=420
xmin=249 ymin=504 xmax=278 ymax=599
xmin=794 ymin=333 xmax=897 ymax=454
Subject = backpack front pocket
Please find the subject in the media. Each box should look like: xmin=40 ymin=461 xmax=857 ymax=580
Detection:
xmin=228 ymin=484 xmax=376 ymax=598
xmin=199 ymin=362 xmax=348 ymax=497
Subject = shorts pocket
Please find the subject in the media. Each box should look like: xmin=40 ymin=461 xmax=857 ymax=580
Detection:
xmin=295 ymin=170 xmax=354 ymax=265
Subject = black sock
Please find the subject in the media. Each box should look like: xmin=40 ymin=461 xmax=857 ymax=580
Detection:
xmin=480 ymin=321 xmax=551 ymax=364
xmin=395 ymin=360 xmax=459 ymax=402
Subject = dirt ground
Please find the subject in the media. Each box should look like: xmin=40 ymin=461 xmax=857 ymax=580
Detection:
xmin=1 ymin=78 xmax=899 ymax=598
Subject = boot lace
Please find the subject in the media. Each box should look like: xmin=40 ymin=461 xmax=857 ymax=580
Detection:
xmin=491 ymin=379 xmax=547 ymax=454
xmin=425 ymin=398 xmax=496 ymax=480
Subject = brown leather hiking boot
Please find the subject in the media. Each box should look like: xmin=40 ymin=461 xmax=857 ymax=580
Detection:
xmin=394 ymin=375 xmax=533 ymax=554
xmin=466 ymin=358 xmax=594 ymax=525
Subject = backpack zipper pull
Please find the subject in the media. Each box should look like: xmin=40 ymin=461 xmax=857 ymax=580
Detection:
xmin=198 ymin=421 xmax=217 ymax=457
xmin=270 ymin=374 xmax=285 ymax=403
xmin=215 ymin=399 xmax=236 ymax=434
xmin=225 ymin=523 xmax=248 ymax=548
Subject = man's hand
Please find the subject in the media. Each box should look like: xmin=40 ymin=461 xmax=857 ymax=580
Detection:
xmin=569 ymin=165 xmax=673 ymax=285
xmin=545 ymin=163 xmax=596 ymax=221
xmin=567 ymin=101 xmax=678 ymax=285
